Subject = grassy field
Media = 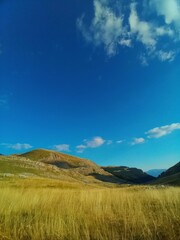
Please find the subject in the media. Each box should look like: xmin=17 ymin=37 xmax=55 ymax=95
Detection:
xmin=0 ymin=183 xmax=179 ymax=240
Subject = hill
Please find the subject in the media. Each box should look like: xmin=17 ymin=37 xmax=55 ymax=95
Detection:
xmin=2 ymin=149 xmax=179 ymax=186
xmin=146 ymin=169 xmax=166 ymax=177
xmin=102 ymin=166 xmax=155 ymax=184
xmin=153 ymin=162 xmax=180 ymax=185
xmin=4 ymin=149 xmax=126 ymax=184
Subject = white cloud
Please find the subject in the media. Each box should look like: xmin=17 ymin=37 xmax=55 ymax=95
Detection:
xmin=76 ymin=136 xmax=105 ymax=153
xmin=146 ymin=123 xmax=180 ymax=138
xmin=150 ymin=0 xmax=180 ymax=25
xmin=155 ymin=26 xmax=174 ymax=37
xmin=54 ymin=144 xmax=70 ymax=152
xmin=157 ymin=50 xmax=176 ymax=62
xmin=131 ymin=138 xmax=145 ymax=145
xmin=85 ymin=136 xmax=105 ymax=148
xmin=1 ymin=143 xmax=33 ymax=150
xmin=77 ymin=0 xmax=180 ymax=63
xmin=129 ymin=3 xmax=156 ymax=47
xmin=76 ymin=144 xmax=87 ymax=153
xmin=77 ymin=0 xmax=125 ymax=56
xmin=119 ymin=39 xmax=132 ymax=47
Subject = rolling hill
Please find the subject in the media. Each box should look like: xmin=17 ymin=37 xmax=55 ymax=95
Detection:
xmin=0 ymin=149 xmax=126 ymax=185
xmin=102 ymin=166 xmax=155 ymax=184
xmin=1 ymin=149 xmax=179 ymax=186
xmin=20 ymin=149 xmax=126 ymax=183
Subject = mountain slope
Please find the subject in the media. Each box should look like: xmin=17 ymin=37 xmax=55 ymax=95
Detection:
xmin=146 ymin=169 xmax=166 ymax=177
xmin=103 ymin=166 xmax=155 ymax=184
xmin=159 ymin=162 xmax=180 ymax=178
xmin=153 ymin=162 xmax=180 ymax=185
xmin=19 ymin=149 xmax=126 ymax=184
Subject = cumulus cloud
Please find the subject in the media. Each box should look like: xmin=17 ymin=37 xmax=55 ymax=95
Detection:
xmin=54 ymin=144 xmax=70 ymax=152
xmin=85 ymin=136 xmax=105 ymax=148
xmin=146 ymin=123 xmax=180 ymax=138
xmin=77 ymin=0 xmax=180 ymax=63
xmin=1 ymin=143 xmax=33 ymax=150
xmin=131 ymin=138 xmax=145 ymax=145
xmin=149 ymin=0 xmax=180 ymax=25
xmin=76 ymin=136 xmax=105 ymax=153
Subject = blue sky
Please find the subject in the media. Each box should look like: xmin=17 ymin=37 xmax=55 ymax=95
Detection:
xmin=0 ymin=0 xmax=180 ymax=170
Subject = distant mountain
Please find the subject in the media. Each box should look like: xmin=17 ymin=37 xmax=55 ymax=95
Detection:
xmin=146 ymin=169 xmax=166 ymax=177
xmin=153 ymin=162 xmax=180 ymax=186
xmin=102 ymin=166 xmax=155 ymax=184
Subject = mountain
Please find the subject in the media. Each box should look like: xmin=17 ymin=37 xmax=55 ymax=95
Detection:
xmin=152 ymin=162 xmax=180 ymax=186
xmin=146 ymin=169 xmax=166 ymax=177
xmin=2 ymin=148 xmax=178 ymax=186
xmin=18 ymin=149 xmax=126 ymax=184
xmin=159 ymin=162 xmax=180 ymax=178
xmin=102 ymin=166 xmax=155 ymax=184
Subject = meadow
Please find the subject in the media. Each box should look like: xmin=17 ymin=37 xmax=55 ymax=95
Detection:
xmin=0 ymin=181 xmax=179 ymax=240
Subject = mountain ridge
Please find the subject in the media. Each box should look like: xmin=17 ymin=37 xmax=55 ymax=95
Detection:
xmin=1 ymin=149 xmax=179 ymax=185
xmin=146 ymin=169 xmax=166 ymax=177
xmin=102 ymin=166 xmax=155 ymax=183
xmin=152 ymin=162 xmax=180 ymax=185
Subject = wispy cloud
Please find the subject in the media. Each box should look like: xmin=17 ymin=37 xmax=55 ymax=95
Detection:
xmin=77 ymin=0 xmax=180 ymax=63
xmin=1 ymin=143 xmax=33 ymax=151
xmin=131 ymin=138 xmax=145 ymax=146
xmin=0 ymin=95 xmax=8 ymax=108
xmin=157 ymin=50 xmax=176 ymax=62
xmin=116 ymin=140 xmax=124 ymax=144
xmin=77 ymin=0 xmax=124 ymax=57
xmin=106 ymin=140 xmax=113 ymax=145
xmin=129 ymin=3 xmax=156 ymax=47
xmin=53 ymin=144 xmax=70 ymax=152
xmin=146 ymin=123 xmax=180 ymax=138
xmin=76 ymin=144 xmax=87 ymax=153
xmin=76 ymin=136 xmax=105 ymax=153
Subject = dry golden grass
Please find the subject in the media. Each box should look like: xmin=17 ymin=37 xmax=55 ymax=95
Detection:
xmin=0 ymin=184 xmax=179 ymax=240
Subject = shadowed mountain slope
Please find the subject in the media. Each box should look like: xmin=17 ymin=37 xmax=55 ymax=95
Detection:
xmin=159 ymin=162 xmax=180 ymax=178
xmin=152 ymin=162 xmax=180 ymax=186
xmin=103 ymin=166 xmax=155 ymax=184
